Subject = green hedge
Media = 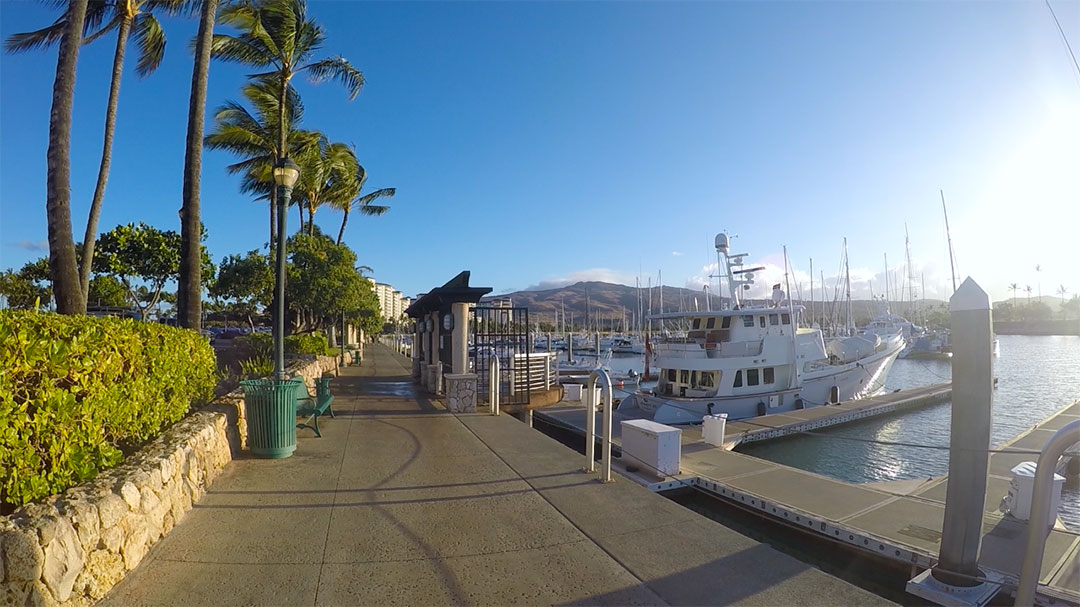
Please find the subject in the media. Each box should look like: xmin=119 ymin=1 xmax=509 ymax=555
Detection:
xmin=236 ymin=331 xmax=329 ymax=358
xmin=0 ymin=311 xmax=217 ymax=508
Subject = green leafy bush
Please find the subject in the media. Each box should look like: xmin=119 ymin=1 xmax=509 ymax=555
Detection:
xmin=0 ymin=311 xmax=217 ymax=508
xmin=285 ymin=332 xmax=327 ymax=355
xmin=235 ymin=332 xmax=272 ymax=359
xmin=238 ymin=356 xmax=273 ymax=379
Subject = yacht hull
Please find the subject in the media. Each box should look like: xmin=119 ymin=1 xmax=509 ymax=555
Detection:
xmin=623 ymin=337 xmax=903 ymax=424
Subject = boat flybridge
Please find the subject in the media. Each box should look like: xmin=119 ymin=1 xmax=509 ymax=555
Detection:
xmin=618 ymin=232 xmax=905 ymax=424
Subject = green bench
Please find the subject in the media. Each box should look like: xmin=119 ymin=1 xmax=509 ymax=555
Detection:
xmin=293 ymin=376 xmax=335 ymax=437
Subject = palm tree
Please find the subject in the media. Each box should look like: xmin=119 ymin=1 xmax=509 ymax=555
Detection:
xmin=1009 ymin=282 xmax=1018 ymax=305
xmin=293 ymin=136 xmax=356 ymax=235
xmin=7 ymin=0 xmax=183 ymax=301
xmin=210 ymin=0 xmax=364 ymax=182
xmin=1025 ymin=285 xmax=1033 ymax=307
xmin=178 ymin=0 xmax=220 ymax=330
xmin=1057 ymin=285 xmax=1069 ymax=304
xmin=22 ymin=0 xmax=92 ymax=313
xmin=204 ymin=79 xmax=320 ymax=244
xmin=334 ymin=165 xmax=394 ymax=245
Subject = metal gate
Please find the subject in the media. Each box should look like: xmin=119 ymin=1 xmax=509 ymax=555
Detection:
xmin=473 ymin=306 xmax=530 ymax=406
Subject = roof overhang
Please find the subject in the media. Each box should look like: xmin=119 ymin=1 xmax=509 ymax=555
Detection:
xmin=405 ymin=271 xmax=492 ymax=318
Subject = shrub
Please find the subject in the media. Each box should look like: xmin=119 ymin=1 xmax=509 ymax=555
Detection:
xmin=238 ymin=355 xmax=273 ymax=379
xmin=0 ymin=310 xmax=217 ymax=508
xmin=285 ymin=332 xmax=327 ymax=355
xmin=235 ymin=332 xmax=272 ymax=359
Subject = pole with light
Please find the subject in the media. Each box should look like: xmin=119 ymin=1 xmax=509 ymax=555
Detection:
xmin=272 ymin=157 xmax=300 ymax=381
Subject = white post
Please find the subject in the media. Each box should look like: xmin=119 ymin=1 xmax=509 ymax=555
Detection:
xmin=489 ymin=356 xmax=500 ymax=415
xmin=934 ymin=278 xmax=994 ymax=587
xmin=451 ymin=302 xmax=469 ymax=374
xmin=584 ymin=375 xmax=596 ymax=473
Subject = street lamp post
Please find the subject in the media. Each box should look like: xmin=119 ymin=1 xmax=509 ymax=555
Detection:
xmin=272 ymin=157 xmax=300 ymax=381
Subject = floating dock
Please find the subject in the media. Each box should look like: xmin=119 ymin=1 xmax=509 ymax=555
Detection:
xmin=536 ymin=392 xmax=1080 ymax=604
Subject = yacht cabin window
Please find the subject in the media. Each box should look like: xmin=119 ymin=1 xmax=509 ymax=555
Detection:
xmin=763 ymin=367 xmax=775 ymax=384
xmin=722 ymin=316 xmax=732 ymax=329
xmin=733 ymin=370 xmax=743 ymax=388
xmin=769 ymin=314 xmax=779 ymax=326
xmin=782 ymin=313 xmax=791 ymax=325
xmin=758 ymin=316 xmax=766 ymax=328
xmin=742 ymin=315 xmax=754 ymax=328
xmin=700 ymin=372 xmax=716 ymax=387
xmin=706 ymin=317 xmax=716 ymax=329
xmin=680 ymin=370 xmax=690 ymax=383
xmin=667 ymin=369 xmax=676 ymax=382
xmin=692 ymin=318 xmax=701 ymax=329
xmin=747 ymin=368 xmax=760 ymax=386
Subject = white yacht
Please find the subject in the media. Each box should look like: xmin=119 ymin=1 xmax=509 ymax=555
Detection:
xmin=619 ymin=232 xmax=905 ymax=424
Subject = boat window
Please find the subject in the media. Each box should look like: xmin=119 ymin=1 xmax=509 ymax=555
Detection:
xmin=680 ymin=370 xmax=690 ymax=383
xmin=690 ymin=371 xmax=697 ymax=386
xmin=693 ymin=318 xmax=701 ymax=329
xmin=769 ymin=314 xmax=779 ymax=326
xmin=701 ymin=372 xmax=715 ymax=387
xmin=782 ymin=313 xmax=791 ymax=325
xmin=758 ymin=316 xmax=766 ymax=328
xmin=722 ymin=316 xmax=732 ymax=329
xmin=747 ymin=368 xmax=760 ymax=386
xmin=733 ymin=370 xmax=743 ymax=388
xmin=667 ymin=369 xmax=676 ymax=382
xmin=743 ymin=315 xmax=754 ymax=327
xmin=763 ymin=367 xmax=774 ymax=384
xmin=706 ymin=317 xmax=716 ymax=329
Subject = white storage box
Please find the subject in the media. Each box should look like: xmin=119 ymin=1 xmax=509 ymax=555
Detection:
xmin=621 ymin=419 xmax=681 ymax=476
xmin=564 ymin=384 xmax=583 ymax=401
xmin=1003 ymin=461 xmax=1065 ymax=521
xmin=702 ymin=414 xmax=728 ymax=447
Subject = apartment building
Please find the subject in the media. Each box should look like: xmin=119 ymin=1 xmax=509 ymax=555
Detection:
xmin=366 ymin=278 xmax=411 ymax=323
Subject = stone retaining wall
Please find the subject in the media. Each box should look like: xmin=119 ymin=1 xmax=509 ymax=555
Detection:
xmin=0 ymin=355 xmax=337 ymax=606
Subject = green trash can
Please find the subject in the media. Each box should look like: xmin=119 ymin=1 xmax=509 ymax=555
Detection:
xmin=240 ymin=379 xmax=300 ymax=459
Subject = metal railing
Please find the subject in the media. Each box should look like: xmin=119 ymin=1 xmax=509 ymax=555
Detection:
xmin=584 ymin=369 xmax=614 ymax=483
xmin=652 ymin=340 xmax=763 ymax=359
xmin=1015 ymin=419 xmax=1080 ymax=606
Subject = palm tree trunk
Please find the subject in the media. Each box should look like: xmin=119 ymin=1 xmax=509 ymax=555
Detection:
xmin=47 ymin=0 xmax=89 ymax=314
xmin=79 ymin=15 xmax=132 ymax=299
xmin=297 ymin=202 xmax=303 ymax=234
xmin=177 ymin=0 xmax=218 ymax=330
xmin=307 ymin=202 xmax=315 ymax=236
xmin=336 ymin=207 xmax=349 ymax=245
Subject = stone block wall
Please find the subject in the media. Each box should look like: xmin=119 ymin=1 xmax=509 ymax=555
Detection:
xmin=0 ymin=355 xmax=337 ymax=606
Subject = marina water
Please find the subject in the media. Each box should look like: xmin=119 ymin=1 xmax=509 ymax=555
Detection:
xmin=571 ymin=334 xmax=1080 ymax=528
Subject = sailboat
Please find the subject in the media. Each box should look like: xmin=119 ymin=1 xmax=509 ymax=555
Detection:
xmin=618 ymin=231 xmax=905 ymax=424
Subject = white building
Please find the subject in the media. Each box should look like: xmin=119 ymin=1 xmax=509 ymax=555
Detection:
xmin=366 ymin=278 xmax=411 ymax=324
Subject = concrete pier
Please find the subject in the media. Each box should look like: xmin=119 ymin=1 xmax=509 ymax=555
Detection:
xmin=101 ymin=343 xmax=888 ymax=606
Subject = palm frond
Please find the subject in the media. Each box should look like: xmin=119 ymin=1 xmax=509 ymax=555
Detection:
xmin=354 ymin=188 xmax=395 ymax=216
xmin=293 ymin=17 xmax=323 ymax=65
xmin=132 ymin=12 xmax=167 ymax=76
xmin=301 ymin=55 xmax=364 ymax=99
xmin=83 ymin=13 xmax=123 ymax=45
xmin=217 ymin=1 xmax=281 ymax=67
xmin=210 ymin=33 xmax=273 ymax=66
xmin=5 ymin=18 xmax=67 ymax=53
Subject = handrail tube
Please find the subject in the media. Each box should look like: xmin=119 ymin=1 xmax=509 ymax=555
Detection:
xmin=489 ymin=356 xmax=500 ymax=415
xmin=1015 ymin=419 xmax=1080 ymax=606
xmin=587 ymin=369 xmax=614 ymax=482
xmin=584 ymin=380 xmax=596 ymax=473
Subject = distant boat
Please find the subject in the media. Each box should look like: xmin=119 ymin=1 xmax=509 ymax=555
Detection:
xmin=618 ymin=231 xmax=904 ymax=424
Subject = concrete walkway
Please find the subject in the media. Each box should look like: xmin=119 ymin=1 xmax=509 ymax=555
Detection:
xmin=102 ymin=344 xmax=890 ymax=606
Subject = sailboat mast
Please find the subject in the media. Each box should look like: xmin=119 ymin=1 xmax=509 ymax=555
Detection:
xmin=941 ymin=190 xmax=958 ymax=294
xmin=884 ymin=252 xmax=889 ymax=308
xmin=844 ymin=237 xmax=853 ymax=336
xmin=810 ymin=257 xmax=814 ymax=328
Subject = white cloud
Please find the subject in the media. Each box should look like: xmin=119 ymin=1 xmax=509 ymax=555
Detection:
xmin=523 ymin=268 xmax=637 ymax=291
xmin=671 ymin=251 xmax=683 ymax=257
xmin=11 ymin=239 xmax=48 ymax=252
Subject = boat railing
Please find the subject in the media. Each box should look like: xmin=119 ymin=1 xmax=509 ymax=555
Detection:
xmin=653 ymin=340 xmax=763 ymax=359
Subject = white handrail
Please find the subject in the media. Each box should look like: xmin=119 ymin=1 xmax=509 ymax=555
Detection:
xmin=1015 ymin=419 xmax=1080 ymax=606
xmin=489 ymin=356 xmax=500 ymax=416
xmin=585 ymin=369 xmax=614 ymax=482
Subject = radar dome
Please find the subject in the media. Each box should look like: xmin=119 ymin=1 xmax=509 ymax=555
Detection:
xmin=714 ymin=233 xmax=729 ymax=253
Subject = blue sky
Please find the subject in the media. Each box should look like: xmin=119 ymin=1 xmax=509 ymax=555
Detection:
xmin=2 ymin=1 xmax=1078 ymax=304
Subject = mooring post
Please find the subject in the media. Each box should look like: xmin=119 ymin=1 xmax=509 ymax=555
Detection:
xmin=933 ymin=277 xmax=994 ymax=587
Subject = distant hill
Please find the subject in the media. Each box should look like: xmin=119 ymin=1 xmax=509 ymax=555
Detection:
xmin=483 ymin=281 xmax=949 ymax=330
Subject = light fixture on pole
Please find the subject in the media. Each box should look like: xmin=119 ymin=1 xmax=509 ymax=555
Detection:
xmin=272 ymin=156 xmax=300 ymax=381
